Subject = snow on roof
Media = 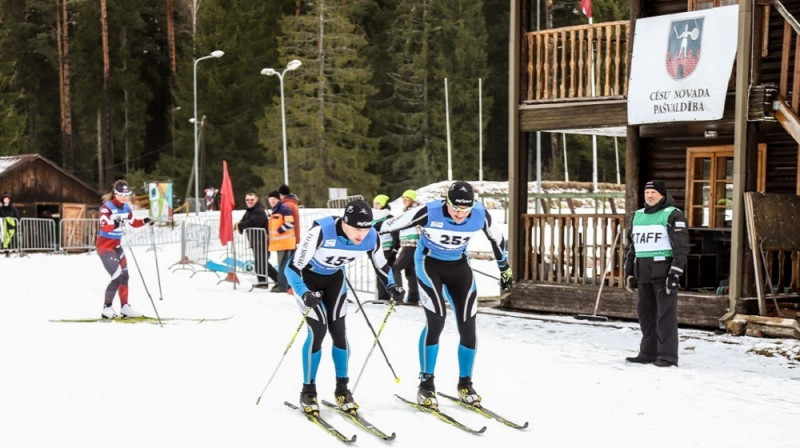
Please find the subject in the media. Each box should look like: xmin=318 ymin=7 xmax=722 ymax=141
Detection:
xmin=0 ymin=155 xmax=31 ymax=177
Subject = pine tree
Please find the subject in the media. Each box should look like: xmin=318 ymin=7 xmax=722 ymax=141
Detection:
xmin=258 ymin=0 xmax=379 ymax=207
xmin=0 ymin=5 xmax=27 ymax=155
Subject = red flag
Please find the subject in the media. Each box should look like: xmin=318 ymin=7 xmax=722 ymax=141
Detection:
xmin=218 ymin=160 xmax=235 ymax=245
xmin=580 ymin=0 xmax=592 ymax=19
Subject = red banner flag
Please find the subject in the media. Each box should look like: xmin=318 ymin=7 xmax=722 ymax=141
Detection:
xmin=580 ymin=0 xmax=592 ymax=19
xmin=218 ymin=160 xmax=235 ymax=245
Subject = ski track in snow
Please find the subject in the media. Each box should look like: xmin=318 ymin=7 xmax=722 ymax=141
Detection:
xmin=2 ymin=238 xmax=799 ymax=448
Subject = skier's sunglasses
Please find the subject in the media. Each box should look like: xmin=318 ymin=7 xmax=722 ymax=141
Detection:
xmin=446 ymin=198 xmax=473 ymax=213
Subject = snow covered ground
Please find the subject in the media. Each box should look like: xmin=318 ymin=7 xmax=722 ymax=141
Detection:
xmin=3 ymin=241 xmax=800 ymax=448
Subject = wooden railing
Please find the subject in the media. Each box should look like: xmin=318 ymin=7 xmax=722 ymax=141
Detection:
xmin=523 ymin=21 xmax=630 ymax=102
xmin=522 ymin=213 xmax=626 ymax=288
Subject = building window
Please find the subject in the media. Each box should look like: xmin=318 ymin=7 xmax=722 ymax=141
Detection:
xmin=685 ymin=144 xmax=766 ymax=228
xmin=689 ymin=0 xmax=738 ymax=10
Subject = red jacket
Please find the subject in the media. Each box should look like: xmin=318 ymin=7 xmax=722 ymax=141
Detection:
xmin=281 ymin=194 xmax=301 ymax=244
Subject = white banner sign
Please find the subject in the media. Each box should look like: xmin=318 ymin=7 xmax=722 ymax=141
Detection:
xmin=627 ymin=5 xmax=739 ymax=125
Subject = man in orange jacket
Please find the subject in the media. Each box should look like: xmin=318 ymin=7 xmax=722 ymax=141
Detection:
xmin=268 ymin=190 xmax=297 ymax=293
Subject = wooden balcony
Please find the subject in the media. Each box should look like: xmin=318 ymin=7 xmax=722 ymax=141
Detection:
xmin=520 ymin=21 xmax=631 ymax=132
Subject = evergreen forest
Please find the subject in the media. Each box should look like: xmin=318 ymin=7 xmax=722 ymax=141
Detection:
xmin=0 ymin=0 xmax=628 ymax=207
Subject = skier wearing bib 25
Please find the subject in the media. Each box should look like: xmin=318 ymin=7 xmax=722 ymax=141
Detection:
xmin=96 ymin=180 xmax=153 ymax=319
xmin=379 ymin=181 xmax=512 ymax=410
xmin=286 ymin=199 xmax=405 ymax=415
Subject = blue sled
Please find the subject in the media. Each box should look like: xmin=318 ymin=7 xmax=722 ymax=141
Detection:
xmin=205 ymin=257 xmax=254 ymax=273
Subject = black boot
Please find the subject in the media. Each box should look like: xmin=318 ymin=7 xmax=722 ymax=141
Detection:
xmin=417 ymin=373 xmax=437 ymax=409
xmin=457 ymin=376 xmax=482 ymax=406
xmin=334 ymin=377 xmax=358 ymax=413
xmin=299 ymin=383 xmax=319 ymax=415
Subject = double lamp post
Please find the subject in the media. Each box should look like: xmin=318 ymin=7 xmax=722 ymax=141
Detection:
xmin=191 ymin=54 xmax=300 ymax=214
xmin=261 ymin=59 xmax=302 ymax=186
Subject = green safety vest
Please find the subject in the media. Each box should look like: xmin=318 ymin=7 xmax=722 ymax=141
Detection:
xmin=631 ymin=206 xmax=676 ymax=258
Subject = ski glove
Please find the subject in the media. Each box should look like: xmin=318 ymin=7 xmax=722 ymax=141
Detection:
xmin=302 ymin=290 xmax=323 ymax=308
xmin=113 ymin=217 xmax=123 ymax=228
xmin=143 ymin=217 xmax=154 ymax=226
xmin=665 ymin=267 xmax=682 ymax=295
xmin=625 ymin=275 xmax=637 ymax=294
xmin=386 ymin=284 xmax=405 ymax=302
xmin=500 ymin=267 xmax=513 ymax=290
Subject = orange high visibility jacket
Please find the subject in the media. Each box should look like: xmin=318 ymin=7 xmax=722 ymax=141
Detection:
xmin=268 ymin=202 xmax=297 ymax=251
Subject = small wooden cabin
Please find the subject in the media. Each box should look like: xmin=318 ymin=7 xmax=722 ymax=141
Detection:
xmin=0 ymin=154 xmax=101 ymax=220
xmin=507 ymin=0 xmax=800 ymax=337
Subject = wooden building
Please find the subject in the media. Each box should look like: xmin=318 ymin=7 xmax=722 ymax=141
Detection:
xmin=0 ymin=154 xmax=102 ymax=220
xmin=507 ymin=0 xmax=800 ymax=337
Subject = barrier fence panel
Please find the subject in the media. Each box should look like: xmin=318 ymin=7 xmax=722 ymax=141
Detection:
xmin=182 ymin=223 xmax=212 ymax=272
xmin=60 ymin=219 xmax=99 ymax=252
xmin=19 ymin=218 xmax=57 ymax=253
xmin=242 ymin=228 xmax=269 ymax=283
xmin=1 ymin=217 xmax=20 ymax=256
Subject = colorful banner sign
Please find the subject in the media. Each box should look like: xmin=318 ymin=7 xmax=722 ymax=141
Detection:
xmin=148 ymin=182 xmax=173 ymax=221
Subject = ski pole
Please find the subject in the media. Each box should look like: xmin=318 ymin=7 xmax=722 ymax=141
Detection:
xmin=126 ymin=238 xmax=163 ymax=327
xmin=345 ymin=276 xmax=400 ymax=384
xmin=472 ymin=268 xmax=499 ymax=281
xmin=150 ymin=224 xmax=164 ymax=300
xmin=256 ymin=307 xmax=312 ymax=405
xmin=352 ymin=298 xmax=398 ymax=393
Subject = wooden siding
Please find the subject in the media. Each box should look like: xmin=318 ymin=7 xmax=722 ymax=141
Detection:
xmin=0 ymin=156 xmax=101 ymax=215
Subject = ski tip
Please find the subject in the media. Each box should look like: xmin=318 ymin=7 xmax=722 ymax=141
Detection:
xmin=476 ymin=426 xmax=488 ymax=434
xmin=386 ymin=432 xmax=397 ymax=441
xmin=518 ymin=421 xmax=530 ymax=429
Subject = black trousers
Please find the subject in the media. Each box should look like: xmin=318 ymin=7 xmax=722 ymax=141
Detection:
xmin=636 ymin=280 xmax=678 ymax=364
xmin=392 ymin=246 xmax=419 ymax=301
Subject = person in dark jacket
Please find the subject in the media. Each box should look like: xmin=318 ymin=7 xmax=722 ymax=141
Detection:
xmin=237 ymin=192 xmax=277 ymax=287
xmin=278 ymin=184 xmax=302 ymax=245
xmin=1 ymin=193 xmax=21 ymax=256
xmin=624 ymin=180 xmax=689 ymax=368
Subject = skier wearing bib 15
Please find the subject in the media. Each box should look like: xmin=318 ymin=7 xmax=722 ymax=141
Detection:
xmin=96 ymin=180 xmax=153 ymax=319
xmin=286 ymin=199 xmax=405 ymax=415
xmin=379 ymin=181 xmax=512 ymax=410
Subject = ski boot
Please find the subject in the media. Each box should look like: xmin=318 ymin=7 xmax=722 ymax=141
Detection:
xmin=334 ymin=377 xmax=359 ymax=414
xmin=299 ymin=383 xmax=319 ymax=415
xmin=417 ymin=373 xmax=438 ymax=410
xmin=457 ymin=376 xmax=482 ymax=406
xmin=101 ymin=305 xmax=117 ymax=320
xmin=120 ymin=303 xmax=143 ymax=318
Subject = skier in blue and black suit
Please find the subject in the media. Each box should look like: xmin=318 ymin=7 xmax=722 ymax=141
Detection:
xmin=286 ymin=199 xmax=405 ymax=416
xmin=380 ymin=181 xmax=512 ymax=410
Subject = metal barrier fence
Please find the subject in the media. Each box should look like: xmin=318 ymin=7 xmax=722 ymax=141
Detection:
xmin=325 ymin=195 xmax=365 ymax=209
xmin=19 ymin=218 xmax=57 ymax=253
xmin=168 ymin=208 xmax=379 ymax=294
xmin=1 ymin=217 xmax=20 ymax=255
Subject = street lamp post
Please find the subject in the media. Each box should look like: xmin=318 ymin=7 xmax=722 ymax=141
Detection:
xmin=260 ymin=59 xmax=301 ymax=186
xmin=193 ymin=50 xmax=224 ymax=215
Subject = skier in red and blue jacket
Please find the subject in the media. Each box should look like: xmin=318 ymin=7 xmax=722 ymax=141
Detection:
xmin=96 ymin=180 xmax=153 ymax=319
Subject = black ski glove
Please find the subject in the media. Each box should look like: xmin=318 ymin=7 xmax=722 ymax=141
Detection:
xmin=625 ymin=275 xmax=637 ymax=293
xmin=113 ymin=217 xmax=123 ymax=228
xmin=143 ymin=217 xmax=154 ymax=226
xmin=386 ymin=284 xmax=405 ymax=302
xmin=665 ymin=267 xmax=682 ymax=295
xmin=302 ymin=290 xmax=322 ymax=308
